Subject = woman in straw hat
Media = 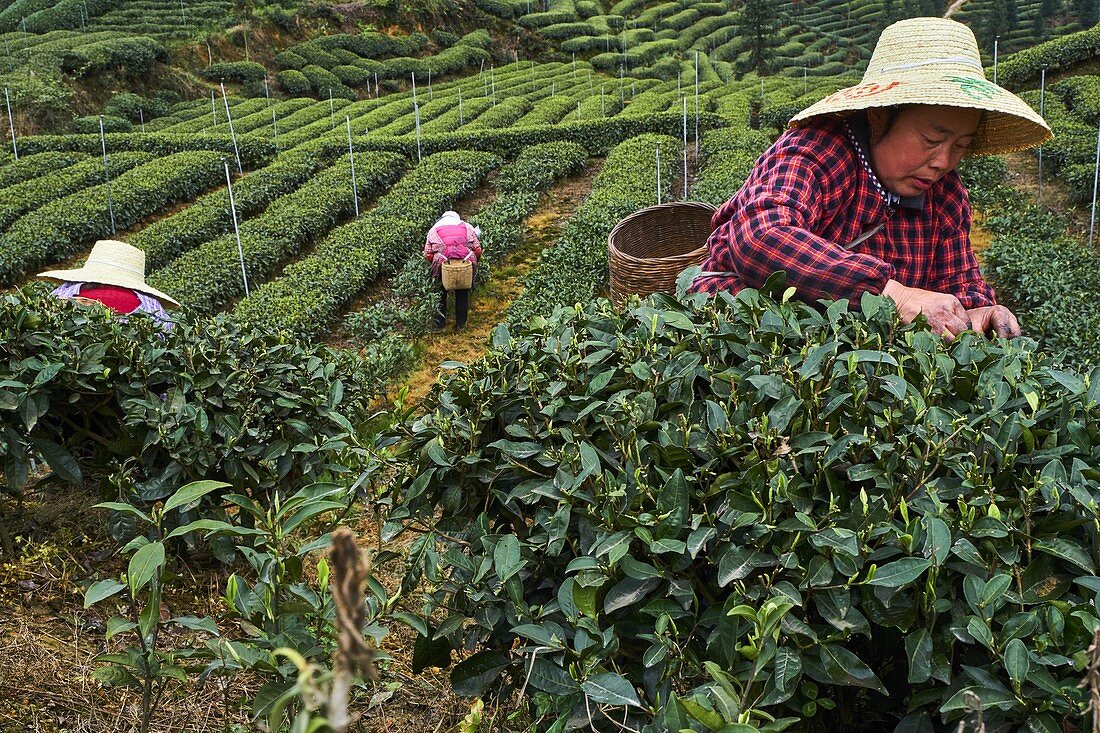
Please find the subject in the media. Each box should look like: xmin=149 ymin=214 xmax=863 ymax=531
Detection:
xmin=38 ymin=240 xmax=179 ymax=329
xmin=690 ymin=17 xmax=1051 ymax=340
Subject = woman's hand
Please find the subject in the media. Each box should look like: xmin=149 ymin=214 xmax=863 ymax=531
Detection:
xmin=882 ymin=279 xmax=971 ymax=340
xmin=966 ymin=305 xmax=1021 ymax=338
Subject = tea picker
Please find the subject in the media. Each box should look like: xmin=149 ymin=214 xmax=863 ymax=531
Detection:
xmin=687 ymin=17 xmax=1050 ymax=341
xmin=423 ymin=211 xmax=482 ymax=330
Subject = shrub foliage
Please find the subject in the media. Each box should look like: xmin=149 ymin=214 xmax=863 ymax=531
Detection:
xmin=384 ymin=279 xmax=1100 ymax=732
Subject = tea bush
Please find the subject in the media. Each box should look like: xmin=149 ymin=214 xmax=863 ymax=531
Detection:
xmin=961 ymin=157 xmax=1100 ymax=370
xmin=0 ymin=292 xmax=383 ymax=541
xmin=384 ymin=279 xmax=1100 ymax=732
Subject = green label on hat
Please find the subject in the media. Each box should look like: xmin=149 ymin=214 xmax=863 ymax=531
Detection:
xmin=945 ymin=75 xmax=998 ymax=101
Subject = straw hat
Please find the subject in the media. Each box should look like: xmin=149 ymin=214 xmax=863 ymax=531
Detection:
xmin=38 ymin=240 xmax=180 ymax=308
xmin=789 ymin=17 xmax=1051 ymax=156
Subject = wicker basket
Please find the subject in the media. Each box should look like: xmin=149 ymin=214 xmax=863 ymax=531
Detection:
xmin=608 ymin=201 xmax=717 ymax=307
xmin=441 ymin=259 xmax=473 ymax=291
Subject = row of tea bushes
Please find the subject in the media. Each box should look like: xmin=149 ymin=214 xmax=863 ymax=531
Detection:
xmin=0 ymin=151 xmax=225 ymax=286
xmin=234 ymin=149 xmax=500 ymax=340
xmin=150 ymin=151 xmax=407 ymax=314
xmin=962 ymin=156 xmax=1100 ymax=368
xmin=133 ymin=142 xmax=344 ymax=271
xmin=507 ymin=132 xmax=679 ymax=324
xmin=0 ymin=151 xmax=153 ymax=231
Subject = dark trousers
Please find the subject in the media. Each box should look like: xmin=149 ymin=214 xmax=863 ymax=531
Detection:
xmin=436 ymin=286 xmax=470 ymax=328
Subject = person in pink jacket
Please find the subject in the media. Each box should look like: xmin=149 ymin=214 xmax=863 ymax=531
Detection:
xmin=423 ymin=210 xmax=482 ymax=329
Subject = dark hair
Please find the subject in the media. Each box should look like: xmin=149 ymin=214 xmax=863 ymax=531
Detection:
xmin=868 ymin=105 xmax=912 ymax=143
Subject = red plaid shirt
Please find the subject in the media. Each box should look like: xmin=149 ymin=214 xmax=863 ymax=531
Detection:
xmin=689 ymin=115 xmax=996 ymax=309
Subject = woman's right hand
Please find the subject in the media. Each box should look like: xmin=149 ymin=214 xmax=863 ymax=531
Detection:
xmin=882 ymin=279 xmax=970 ymax=340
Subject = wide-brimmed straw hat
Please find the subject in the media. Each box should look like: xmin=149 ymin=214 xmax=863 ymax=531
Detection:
xmin=789 ymin=17 xmax=1051 ymax=156
xmin=38 ymin=240 xmax=180 ymax=308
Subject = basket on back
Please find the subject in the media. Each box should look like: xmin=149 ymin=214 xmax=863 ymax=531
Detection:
xmin=441 ymin=259 xmax=473 ymax=291
xmin=608 ymin=201 xmax=717 ymax=308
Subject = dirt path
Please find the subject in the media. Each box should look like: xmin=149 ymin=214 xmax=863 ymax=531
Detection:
xmin=1001 ymin=150 xmax=1092 ymax=240
xmin=395 ymin=161 xmax=602 ymax=406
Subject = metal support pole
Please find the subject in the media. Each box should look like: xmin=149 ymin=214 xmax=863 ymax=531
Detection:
xmin=225 ymin=162 xmax=249 ymax=297
xmin=411 ymin=73 xmax=422 ymax=163
xmin=4 ymin=88 xmax=17 ymax=159
xmin=346 ymin=116 xmax=359 ymax=218
xmin=272 ymin=106 xmax=278 ymax=149
xmin=220 ymin=83 xmax=242 ymax=174
xmin=694 ymin=51 xmax=700 ymax=162
xmin=683 ymin=96 xmax=688 ymax=200
xmin=99 ymin=117 xmax=116 ymax=235
xmin=656 ymin=145 xmax=661 ymax=205
xmin=993 ymin=37 xmax=999 ymax=86
xmin=138 ymin=107 xmax=145 ymax=134
xmin=1091 ymin=117 xmax=1100 ymax=247
xmin=1038 ymin=67 xmax=1046 ymax=205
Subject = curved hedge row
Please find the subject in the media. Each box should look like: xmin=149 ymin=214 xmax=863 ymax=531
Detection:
xmin=10 ymin=131 xmax=275 ymax=168
xmin=0 ymin=151 xmax=154 ymax=232
xmin=156 ymin=97 xmax=274 ymax=135
xmin=60 ymin=36 xmax=168 ymax=77
xmin=150 ymin=151 xmax=407 ymax=315
xmin=508 ymin=133 xmax=680 ymax=324
xmin=0 ymin=151 xmax=89 ymax=188
xmin=997 ymin=23 xmax=1100 ymax=89
xmin=234 ymin=150 xmax=499 ymax=340
xmin=355 ymin=110 xmax=722 ymax=159
xmin=20 ymin=0 xmax=112 ymax=31
xmin=0 ymin=151 xmax=226 ymax=286
xmin=274 ymin=31 xmax=427 ymax=70
xmin=691 ymin=127 xmax=771 ymax=206
xmin=134 ymin=143 xmax=343 ymax=271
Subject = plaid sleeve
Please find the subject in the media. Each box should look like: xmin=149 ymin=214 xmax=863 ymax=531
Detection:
xmin=713 ymin=128 xmax=896 ymax=305
xmin=927 ymin=174 xmax=996 ymax=309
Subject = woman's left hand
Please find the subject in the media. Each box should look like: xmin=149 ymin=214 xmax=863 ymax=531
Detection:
xmin=966 ymin=305 xmax=1021 ymax=338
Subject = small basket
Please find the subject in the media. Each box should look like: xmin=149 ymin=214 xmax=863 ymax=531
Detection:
xmin=441 ymin=259 xmax=473 ymax=291
xmin=608 ymin=201 xmax=717 ymax=307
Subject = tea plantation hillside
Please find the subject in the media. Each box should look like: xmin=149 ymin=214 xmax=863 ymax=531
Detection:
xmin=4 ymin=0 xmax=1100 ymax=731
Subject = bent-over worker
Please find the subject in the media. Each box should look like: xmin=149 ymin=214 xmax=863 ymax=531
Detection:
xmin=424 ymin=210 xmax=482 ymax=330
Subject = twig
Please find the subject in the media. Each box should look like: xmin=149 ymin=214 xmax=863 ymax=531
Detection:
xmin=327 ymin=527 xmax=376 ymax=733
xmin=598 ymin=704 xmax=642 ymax=733
xmin=515 ymin=646 xmax=550 ymax=702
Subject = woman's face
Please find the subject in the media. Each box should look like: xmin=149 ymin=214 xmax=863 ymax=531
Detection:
xmin=867 ymin=105 xmax=981 ymax=198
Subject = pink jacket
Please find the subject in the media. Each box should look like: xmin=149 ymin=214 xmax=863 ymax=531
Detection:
xmin=423 ymin=220 xmax=482 ymax=272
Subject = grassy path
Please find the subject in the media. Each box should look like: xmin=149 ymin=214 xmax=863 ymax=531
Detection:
xmin=395 ymin=160 xmax=603 ymax=406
